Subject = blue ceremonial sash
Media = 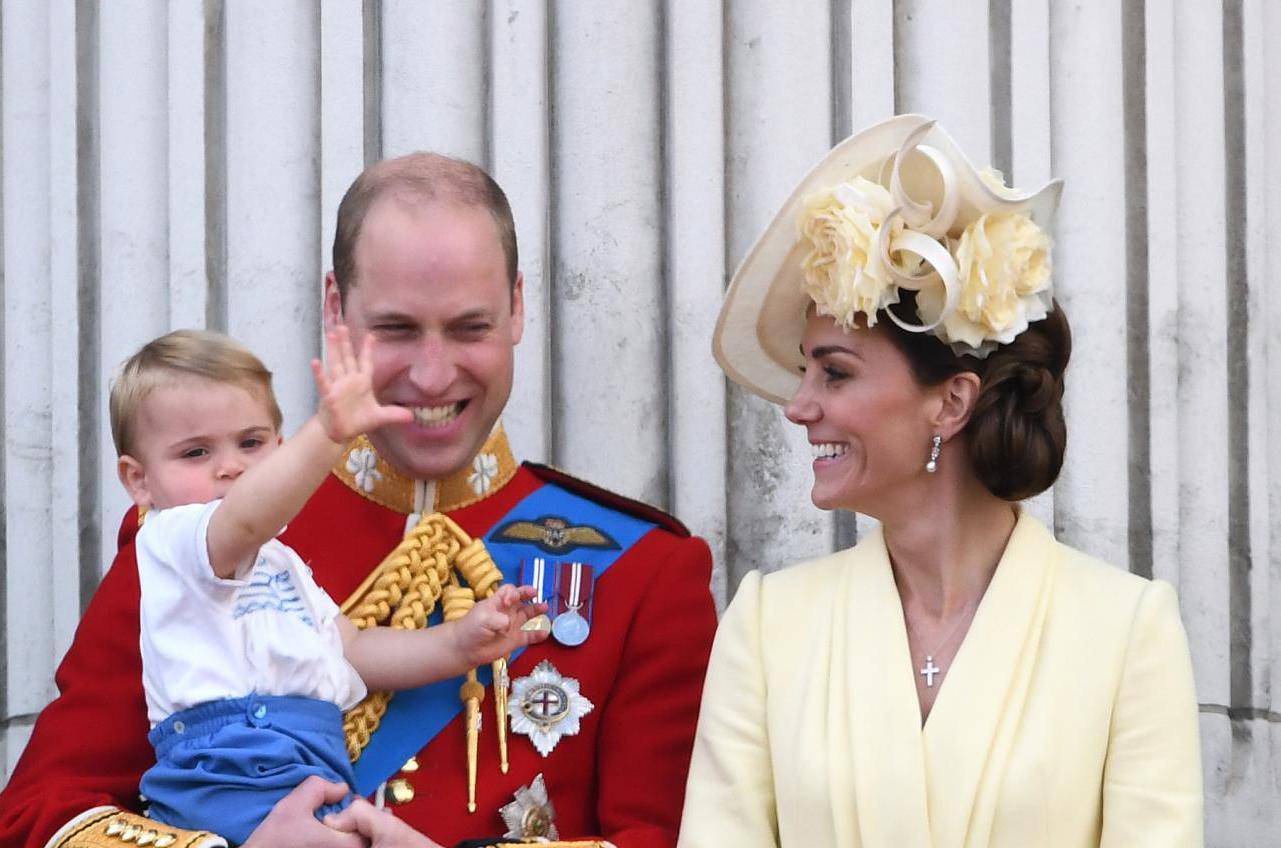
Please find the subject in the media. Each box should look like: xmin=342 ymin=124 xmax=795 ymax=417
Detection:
xmin=350 ymin=481 xmax=657 ymax=794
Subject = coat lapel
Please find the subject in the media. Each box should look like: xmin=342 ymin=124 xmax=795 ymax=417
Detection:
xmin=835 ymin=529 xmax=933 ymax=847
xmin=921 ymin=511 xmax=1059 ymax=847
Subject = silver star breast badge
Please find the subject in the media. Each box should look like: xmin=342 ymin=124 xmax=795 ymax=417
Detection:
xmin=508 ymin=660 xmax=594 ymax=757
xmin=499 ymin=773 xmax=559 ymax=840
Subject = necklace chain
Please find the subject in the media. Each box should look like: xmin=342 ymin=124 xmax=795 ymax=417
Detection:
xmin=907 ymin=598 xmax=981 ymax=688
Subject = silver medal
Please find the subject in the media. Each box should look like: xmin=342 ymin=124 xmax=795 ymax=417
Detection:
xmin=551 ymin=609 xmax=590 ymax=646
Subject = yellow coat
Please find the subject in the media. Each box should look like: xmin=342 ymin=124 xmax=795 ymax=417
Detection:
xmin=678 ymin=512 xmax=1202 ymax=848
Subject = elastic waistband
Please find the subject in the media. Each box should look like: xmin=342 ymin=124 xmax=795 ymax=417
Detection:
xmin=149 ymin=695 xmax=343 ymax=759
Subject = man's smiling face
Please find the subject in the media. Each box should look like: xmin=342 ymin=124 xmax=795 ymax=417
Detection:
xmin=325 ymin=196 xmax=524 ymax=480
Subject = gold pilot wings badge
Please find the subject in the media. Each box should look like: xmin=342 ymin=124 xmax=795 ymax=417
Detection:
xmin=492 ymin=515 xmax=621 ymax=554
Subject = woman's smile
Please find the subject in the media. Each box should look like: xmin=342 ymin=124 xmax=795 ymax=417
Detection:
xmin=809 ymin=441 xmax=849 ymax=464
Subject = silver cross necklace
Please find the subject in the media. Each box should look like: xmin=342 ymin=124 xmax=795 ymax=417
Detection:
xmin=910 ymin=599 xmax=982 ymax=689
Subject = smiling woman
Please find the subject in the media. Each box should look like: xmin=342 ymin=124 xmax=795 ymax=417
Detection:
xmin=679 ymin=115 xmax=1202 ymax=848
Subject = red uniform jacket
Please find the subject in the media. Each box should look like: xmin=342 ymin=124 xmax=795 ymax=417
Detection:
xmin=0 ymin=448 xmax=717 ymax=848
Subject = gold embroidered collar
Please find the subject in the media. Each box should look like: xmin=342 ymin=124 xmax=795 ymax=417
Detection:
xmin=333 ymin=421 xmax=519 ymax=515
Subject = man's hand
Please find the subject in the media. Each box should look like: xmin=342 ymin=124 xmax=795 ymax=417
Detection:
xmin=312 ymin=325 xmax=413 ymax=444
xmin=241 ymin=777 xmax=367 ymax=848
xmin=323 ymin=799 xmax=444 ymax=847
xmin=453 ymin=584 xmax=550 ymax=668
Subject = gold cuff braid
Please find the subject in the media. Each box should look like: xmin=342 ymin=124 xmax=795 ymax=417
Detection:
xmin=48 ymin=809 xmax=224 ymax=848
xmin=340 ymin=512 xmax=504 ymax=762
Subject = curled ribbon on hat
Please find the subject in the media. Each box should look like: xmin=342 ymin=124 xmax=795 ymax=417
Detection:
xmin=877 ymin=221 xmax=960 ymax=335
xmin=797 ymin=118 xmax=1054 ymax=357
xmin=888 ymin=120 xmax=960 ymax=238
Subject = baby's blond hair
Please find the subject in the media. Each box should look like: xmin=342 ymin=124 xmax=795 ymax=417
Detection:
xmin=110 ymin=329 xmax=283 ymax=457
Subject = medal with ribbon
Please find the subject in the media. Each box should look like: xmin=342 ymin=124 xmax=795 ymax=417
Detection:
xmin=550 ymin=561 xmax=594 ymax=647
xmin=519 ymin=557 xmax=553 ymax=635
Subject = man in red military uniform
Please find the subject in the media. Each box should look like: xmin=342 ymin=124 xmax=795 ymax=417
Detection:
xmin=0 ymin=154 xmax=717 ymax=848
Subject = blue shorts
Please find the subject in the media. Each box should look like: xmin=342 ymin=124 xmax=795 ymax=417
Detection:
xmin=141 ymin=694 xmax=356 ymax=844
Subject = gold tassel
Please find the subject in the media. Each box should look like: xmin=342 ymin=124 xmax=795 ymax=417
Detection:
xmin=455 ymin=537 xmax=512 ymax=773
xmin=443 ymin=579 xmax=483 ymax=812
xmin=493 ymin=657 xmax=510 ymax=772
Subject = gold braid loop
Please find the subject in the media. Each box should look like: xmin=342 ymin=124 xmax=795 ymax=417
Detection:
xmin=455 ymin=538 xmax=503 ymax=600
xmin=342 ymin=513 xmax=477 ymax=762
xmin=343 ymin=691 xmax=392 ymax=760
xmin=390 ymin=543 xmax=453 ymax=630
xmin=442 ymin=578 xmax=477 ymax=621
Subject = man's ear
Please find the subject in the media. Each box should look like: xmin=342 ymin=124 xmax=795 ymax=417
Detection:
xmin=117 ymin=455 xmax=153 ymax=510
xmin=509 ymin=271 xmax=525 ymax=346
xmin=931 ymin=371 xmax=982 ymax=439
xmin=323 ymin=272 xmax=343 ymax=331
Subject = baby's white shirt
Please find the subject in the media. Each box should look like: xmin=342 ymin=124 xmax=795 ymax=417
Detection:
xmin=137 ymin=500 xmax=367 ymax=726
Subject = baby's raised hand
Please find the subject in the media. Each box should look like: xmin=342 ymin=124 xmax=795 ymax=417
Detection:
xmin=454 ymin=584 xmax=549 ymax=668
xmin=312 ymin=325 xmax=413 ymax=444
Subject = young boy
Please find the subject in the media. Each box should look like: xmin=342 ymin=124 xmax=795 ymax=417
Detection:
xmin=110 ymin=326 xmax=547 ymax=843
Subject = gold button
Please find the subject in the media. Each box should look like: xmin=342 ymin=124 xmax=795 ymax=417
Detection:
xmin=105 ymin=819 xmax=127 ymax=837
xmin=386 ymin=777 xmax=416 ymax=805
xmin=120 ymin=824 xmax=141 ymax=842
xmin=136 ymin=830 xmax=158 ymax=846
xmin=155 ymin=837 xmax=177 ymax=848
xmin=400 ymin=755 xmax=419 ymax=773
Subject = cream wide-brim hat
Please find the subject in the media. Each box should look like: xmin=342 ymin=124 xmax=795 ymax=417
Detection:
xmin=712 ymin=114 xmax=1063 ymax=405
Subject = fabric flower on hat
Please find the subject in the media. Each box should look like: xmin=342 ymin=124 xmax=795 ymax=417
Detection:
xmin=786 ymin=119 xmax=1060 ymax=360
xmin=922 ymin=211 xmax=1052 ymax=352
xmin=797 ymin=177 xmax=909 ymax=330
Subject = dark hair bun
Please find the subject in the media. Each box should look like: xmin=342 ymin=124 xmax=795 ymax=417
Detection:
xmin=966 ymin=306 xmax=1071 ymax=501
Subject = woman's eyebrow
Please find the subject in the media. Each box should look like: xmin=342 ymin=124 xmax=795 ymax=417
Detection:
xmin=808 ymin=344 xmax=861 ymax=360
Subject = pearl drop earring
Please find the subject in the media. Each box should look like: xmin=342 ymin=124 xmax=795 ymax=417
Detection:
xmin=925 ymin=434 xmax=942 ymax=473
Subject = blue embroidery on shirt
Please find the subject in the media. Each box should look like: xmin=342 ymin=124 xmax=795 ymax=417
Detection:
xmin=232 ymin=561 xmax=314 ymax=627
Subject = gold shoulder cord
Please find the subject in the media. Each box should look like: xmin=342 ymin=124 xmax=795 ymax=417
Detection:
xmin=340 ymin=512 xmax=507 ymax=812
